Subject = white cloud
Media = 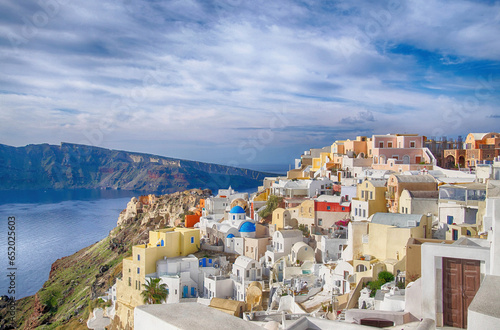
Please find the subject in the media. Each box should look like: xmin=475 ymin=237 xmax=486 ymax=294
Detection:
xmin=0 ymin=0 xmax=498 ymax=164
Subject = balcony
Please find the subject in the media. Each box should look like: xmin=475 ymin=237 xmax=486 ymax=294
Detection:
xmin=267 ymin=245 xmax=276 ymax=252
xmin=230 ymin=274 xmax=243 ymax=283
xmin=206 ymin=274 xmax=230 ymax=281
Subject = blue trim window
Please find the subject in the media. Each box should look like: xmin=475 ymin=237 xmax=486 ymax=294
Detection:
xmin=137 ymin=254 xmax=140 ymax=261
xmin=191 ymin=236 xmax=194 ymax=244
xmin=137 ymin=267 xmax=140 ymax=274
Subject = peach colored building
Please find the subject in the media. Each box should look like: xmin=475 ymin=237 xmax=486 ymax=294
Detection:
xmin=343 ymin=136 xmax=370 ymax=158
xmin=371 ymin=134 xmax=435 ymax=171
xmin=386 ymin=174 xmax=438 ymax=213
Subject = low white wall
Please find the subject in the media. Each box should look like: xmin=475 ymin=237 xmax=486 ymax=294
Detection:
xmin=405 ymin=278 xmax=423 ymax=320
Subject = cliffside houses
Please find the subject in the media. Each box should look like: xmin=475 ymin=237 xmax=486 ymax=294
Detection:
xmin=110 ymin=132 xmax=500 ymax=330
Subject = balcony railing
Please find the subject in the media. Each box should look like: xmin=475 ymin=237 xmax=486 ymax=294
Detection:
xmin=230 ymin=274 xmax=243 ymax=283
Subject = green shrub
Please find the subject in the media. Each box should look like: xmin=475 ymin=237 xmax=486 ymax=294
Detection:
xmin=259 ymin=195 xmax=283 ymax=219
xmin=378 ymin=271 xmax=394 ymax=283
xmin=367 ymin=279 xmax=384 ymax=297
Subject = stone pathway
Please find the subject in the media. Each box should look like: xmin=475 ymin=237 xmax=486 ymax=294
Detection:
xmin=87 ymin=308 xmax=111 ymax=330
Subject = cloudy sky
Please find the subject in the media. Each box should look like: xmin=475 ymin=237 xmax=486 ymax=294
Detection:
xmin=1 ymin=0 xmax=499 ymax=170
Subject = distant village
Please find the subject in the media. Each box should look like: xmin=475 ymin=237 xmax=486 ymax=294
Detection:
xmin=94 ymin=132 xmax=500 ymax=330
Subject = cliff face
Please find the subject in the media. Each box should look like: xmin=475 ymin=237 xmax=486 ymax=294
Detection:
xmin=0 ymin=143 xmax=273 ymax=193
xmin=0 ymin=189 xmax=211 ymax=329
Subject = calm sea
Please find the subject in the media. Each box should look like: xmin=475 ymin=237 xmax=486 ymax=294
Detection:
xmin=0 ymin=189 xmax=139 ymax=299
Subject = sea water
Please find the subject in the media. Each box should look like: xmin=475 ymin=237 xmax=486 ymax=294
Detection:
xmin=0 ymin=189 xmax=138 ymax=299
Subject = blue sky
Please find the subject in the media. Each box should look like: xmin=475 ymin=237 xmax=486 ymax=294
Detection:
xmin=1 ymin=0 xmax=499 ymax=170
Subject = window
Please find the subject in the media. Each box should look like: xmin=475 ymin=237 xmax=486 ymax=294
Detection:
xmin=137 ymin=254 xmax=140 ymax=261
xmin=370 ymin=192 xmax=373 ymax=200
xmin=128 ymin=277 xmax=131 ymax=286
xmin=191 ymin=237 xmax=194 ymax=244
xmin=410 ymin=141 xmax=416 ymax=148
xmin=327 ymin=206 xmax=331 ymax=211
xmin=388 ymin=142 xmax=393 ymax=148
xmin=342 ymin=207 xmax=345 ymax=211
xmin=361 ymin=191 xmax=365 ymax=198
xmin=379 ymin=142 xmax=384 ymax=148
xmin=363 ymin=210 xmax=366 ymax=218
xmin=355 ymin=209 xmax=358 ymax=216
xmin=339 ymin=244 xmax=343 ymax=250
xmin=318 ymin=219 xmax=323 ymax=226
xmin=137 ymin=267 xmax=140 ymax=274
xmin=356 ymin=264 xmax=367 ymax=272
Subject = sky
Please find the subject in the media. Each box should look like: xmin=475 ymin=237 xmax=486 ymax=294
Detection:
xmin=1 ymin=0 xmax=500 ymax=171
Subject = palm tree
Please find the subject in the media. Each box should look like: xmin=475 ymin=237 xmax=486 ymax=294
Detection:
xmin=141 ymin=277 xmax=168 ymax=304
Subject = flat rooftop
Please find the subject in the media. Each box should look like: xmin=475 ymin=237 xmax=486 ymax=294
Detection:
xmin=135 ymin=303 xmax=261 ymax=330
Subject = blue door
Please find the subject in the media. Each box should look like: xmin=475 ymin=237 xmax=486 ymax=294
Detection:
xmin=183 ymin=285 xmax=188 ymax=298
xmin=191 ymin=287 xmax=196 ymax=297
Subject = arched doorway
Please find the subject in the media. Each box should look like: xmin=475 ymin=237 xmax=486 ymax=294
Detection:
xmin=458 ymin=156 xmax=465 ymax=168
xmin=445 ymin=155 xmax=455 ymax=168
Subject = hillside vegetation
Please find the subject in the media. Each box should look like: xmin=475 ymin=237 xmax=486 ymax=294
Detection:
xmin=0 ymin=189 xmax=210 ymax=329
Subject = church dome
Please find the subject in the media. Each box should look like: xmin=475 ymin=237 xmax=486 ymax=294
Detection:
xmin=230 ymin=205 xmax=246 ymax=214
xmin=239 ymin=221 xmax=256 ymax=233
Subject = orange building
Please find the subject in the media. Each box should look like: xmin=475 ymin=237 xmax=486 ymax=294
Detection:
xmin=185 ymin=199 xmax=205 ymax=228
xmin=444 ymin=132 xmax=500 ymax=168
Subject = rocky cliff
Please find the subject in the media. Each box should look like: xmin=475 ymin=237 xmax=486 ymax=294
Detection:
xmin=0 ymin=143 xmax=274 ymax=193
xmin=0 ymin=189 xmax=212 ymax=329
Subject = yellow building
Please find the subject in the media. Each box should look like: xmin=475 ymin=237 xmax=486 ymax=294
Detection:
xmin=351 ymin=180 xmax=387 ymax=221
xmin=352 ymin=213 xmax=432 ymax=284
xmin=272 ymin=200 xmax=315 ymax=233
xmin=115 ymin=227 xmax=200 ymax=329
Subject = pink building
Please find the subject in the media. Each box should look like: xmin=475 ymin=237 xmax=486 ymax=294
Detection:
xmin=371 ymin=134 xmax=436 ymax=171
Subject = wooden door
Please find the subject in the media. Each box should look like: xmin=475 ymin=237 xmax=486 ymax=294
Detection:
xmin=443 ymin=258 xmax=480 ymax=328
